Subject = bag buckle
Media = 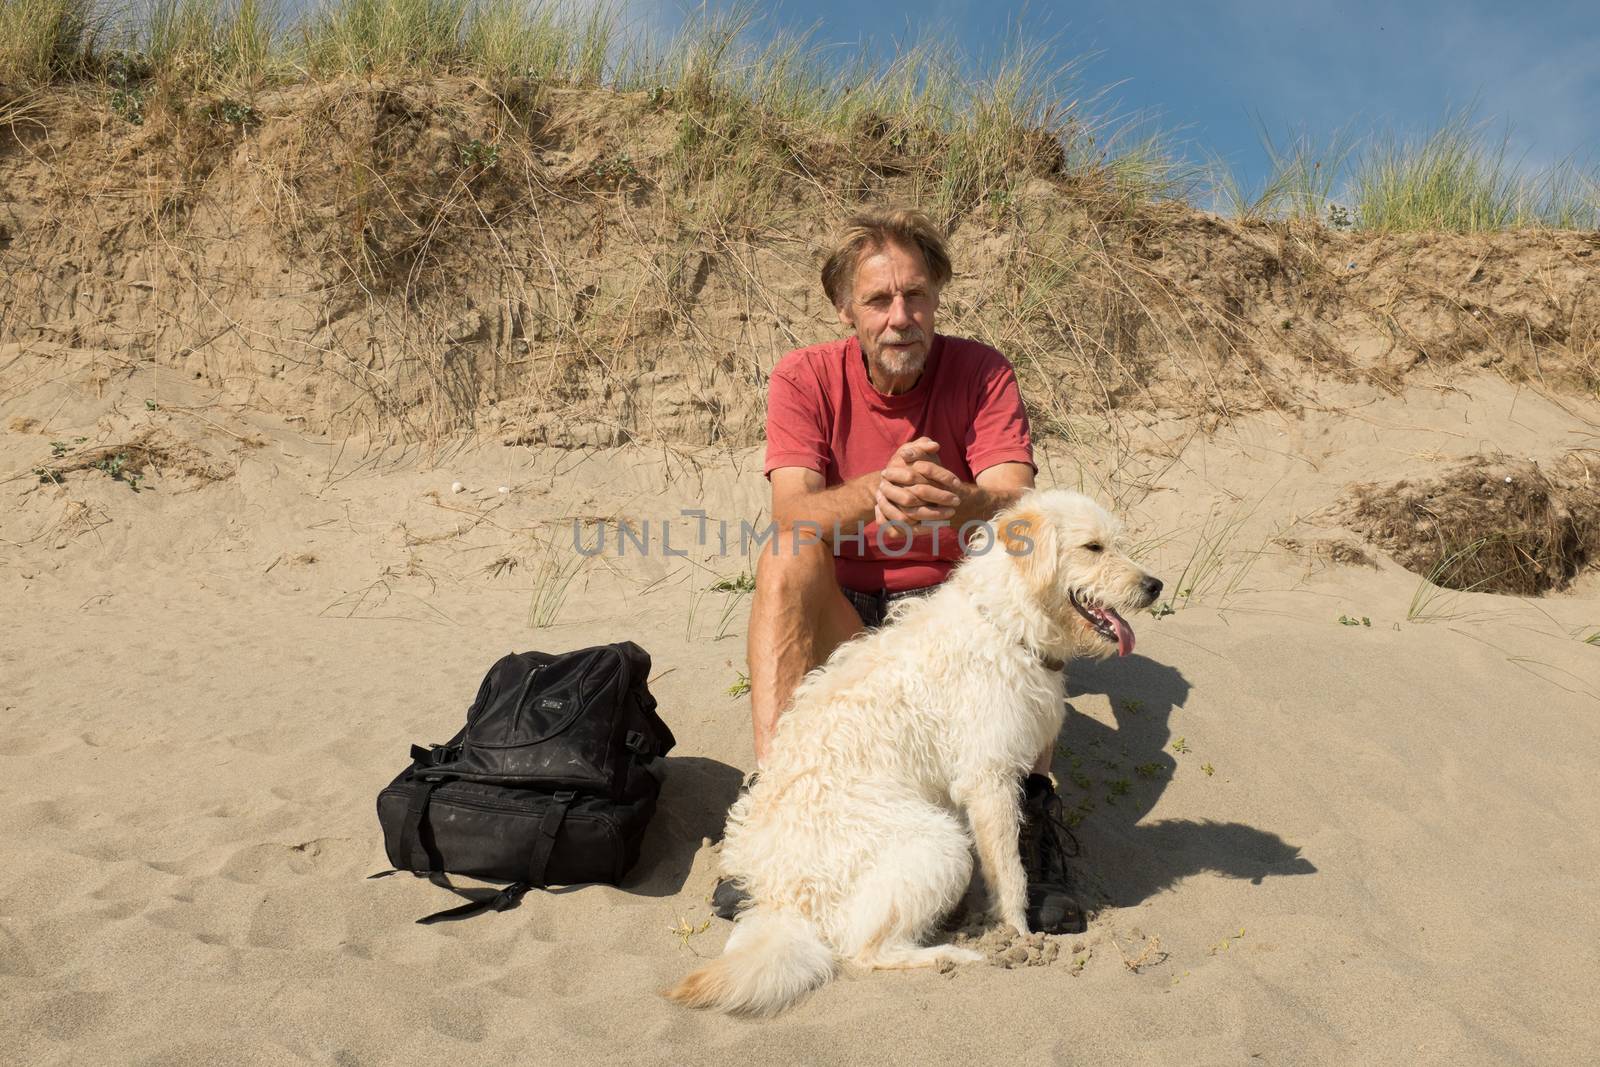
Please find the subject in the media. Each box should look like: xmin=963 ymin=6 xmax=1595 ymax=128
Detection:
xmin=625 ymin=730 xmax=651 ymax=757
xmin=409 ymin=744 xmax=460 ymax=779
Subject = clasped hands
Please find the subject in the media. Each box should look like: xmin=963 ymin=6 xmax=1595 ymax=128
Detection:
xmin=873 ymin=437 xmax=965 ymax=540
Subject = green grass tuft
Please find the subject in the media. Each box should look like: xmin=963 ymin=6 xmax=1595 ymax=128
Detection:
xmin=1211 ymin=108 xmax=1599 ymax=231
xmin=0 ymin=0 xmax=105 ymax=83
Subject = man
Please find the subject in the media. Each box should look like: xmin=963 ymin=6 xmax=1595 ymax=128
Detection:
xmin=713 ymin=208 xmax=1083 ymax=933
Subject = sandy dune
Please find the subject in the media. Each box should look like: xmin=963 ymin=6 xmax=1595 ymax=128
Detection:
xmin=3 ymin=357 xmax=1598 ymax=1066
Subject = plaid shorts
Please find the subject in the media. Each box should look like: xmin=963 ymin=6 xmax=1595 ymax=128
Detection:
xmin=842 ymin=583 xmax=940 ymax=630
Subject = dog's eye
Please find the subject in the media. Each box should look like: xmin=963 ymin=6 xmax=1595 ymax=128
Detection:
xmin=1084 ymin=543 xmax=1103 ymax=553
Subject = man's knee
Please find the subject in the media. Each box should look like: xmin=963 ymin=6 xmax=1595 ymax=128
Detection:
xmin=753 ymin=524 xmax=838 ymax=598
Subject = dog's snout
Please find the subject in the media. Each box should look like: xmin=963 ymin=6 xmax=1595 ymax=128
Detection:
xmin=1140 ymin=575 xmax=1163 ymax=604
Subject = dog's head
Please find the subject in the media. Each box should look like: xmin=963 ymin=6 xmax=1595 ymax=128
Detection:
xmin=991 ymin=489 xmax=1162 ymax=659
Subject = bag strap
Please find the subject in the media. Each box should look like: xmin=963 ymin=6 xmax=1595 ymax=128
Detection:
xmin=411 ymin=790 xmax=576 ymax=925
xmin=373 ymin=775 xmax=517 ymax=924
xmin=415 ymin=875 xmax=524 ymax=925
xmin=401 ymin=778 xmax=442 ymax=872
xmin=525 ymin=790 xmax=576 ymax=887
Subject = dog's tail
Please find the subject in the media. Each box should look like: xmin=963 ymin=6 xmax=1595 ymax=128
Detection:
xmin=664 ymin=907 xmax=834 ymax=1015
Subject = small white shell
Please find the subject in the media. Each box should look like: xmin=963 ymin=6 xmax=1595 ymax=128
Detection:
xmin=451 ymin=481 xmax=465 ymax=494
xmin=498 ymin=486 xmax=510 ymax=494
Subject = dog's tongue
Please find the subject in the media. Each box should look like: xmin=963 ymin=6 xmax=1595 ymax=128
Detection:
xmin=1106 ymin=607 xmax=1135 ymax=656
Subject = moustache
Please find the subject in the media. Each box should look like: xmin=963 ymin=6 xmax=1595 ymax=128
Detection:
xmin=879 ymin=330 xmax=925 ymax=346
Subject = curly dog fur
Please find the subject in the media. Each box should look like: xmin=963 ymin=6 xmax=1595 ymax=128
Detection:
xmin=666 ymin=489 xmax=1162 ymax=1015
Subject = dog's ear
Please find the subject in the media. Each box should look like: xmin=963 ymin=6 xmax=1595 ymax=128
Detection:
xmin=999 ymin=508 xmax=1059 ymax=595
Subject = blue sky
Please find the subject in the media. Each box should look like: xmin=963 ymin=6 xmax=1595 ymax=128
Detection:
xmin=646 ymin=0 xmax=1600 ymax=191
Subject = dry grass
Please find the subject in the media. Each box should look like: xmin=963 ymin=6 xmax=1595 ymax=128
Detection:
xmin=1343 ymin=453 xmax=1600 ymax=596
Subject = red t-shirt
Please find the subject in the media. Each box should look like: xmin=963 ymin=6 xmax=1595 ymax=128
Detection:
xmin=763 ymin=333 xmax=1034 ymax=592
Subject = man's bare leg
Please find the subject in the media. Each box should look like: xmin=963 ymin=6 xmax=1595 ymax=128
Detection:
xmin=746 ymin=529 xmax=864 ymax=766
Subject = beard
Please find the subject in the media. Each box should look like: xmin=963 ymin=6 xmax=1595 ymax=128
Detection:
xmin=866 ymin=329 xmax=928 ymax=384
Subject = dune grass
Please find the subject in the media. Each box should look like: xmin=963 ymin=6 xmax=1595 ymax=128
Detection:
xmin=1351 ymin=109 xmax=1598 ymax=232
xmin=0 ymin=0 xmax=106 ymax=83
xmin=2 ymin=0 xmax=1177 ymax=222
xmin=1213 ymin=108 xmax=1599 ymax=231
xmin=8 ymin=0 xmax=1593 ymax=240
xmin=1211 ymin=125 xmax=1354 ymax=224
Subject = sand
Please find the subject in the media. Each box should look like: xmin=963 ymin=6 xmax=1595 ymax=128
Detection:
xmin=4 ymin=358 xmax=1599 ymax=1066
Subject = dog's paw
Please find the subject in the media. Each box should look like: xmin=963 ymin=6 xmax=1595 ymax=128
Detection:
xmin=977 ymin=906 xmax=1028 ymax=933
xmin=1000 ymin=914 xmax=1032 ymax=937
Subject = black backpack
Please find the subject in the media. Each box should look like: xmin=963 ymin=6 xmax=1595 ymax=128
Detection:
xmin=373 ymin=642 xmax=675 ymax=923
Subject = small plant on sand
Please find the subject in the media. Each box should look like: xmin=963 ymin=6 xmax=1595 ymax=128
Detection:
xmin=1584 ymin=630 xmax=1600 ymax=647
xmin=712 ymin=590 xmax=748 ymax=640
xmin=1201 ymin=762 xmax=1215 ymax=777
xmin=1152 ymin=498 xmax=1264 ymax=615
xmin=669 ymin=915 xmax=712 ymax=948
xmin=211 ymin=98 xmax=260 ymax=127
xmin=526 ymin=536 xmax=581 ymax=627
xmin=1336 ymin=614 xmax=1371 ymax=627
xmin=104 ymin=49 xmax=150 ymax=91
xmin=1405 ymin=538 xmax=1508 ymax=623
xmin=1120 ymin=698 xmax=1144 ymax=715
xmin=1208 ymin=927 xmax=1246 ymax=955
xmin=1066 ymin=797 xmax=1094 ymax=827
xmin=688 ymin=569 xmax=755 ymax=641
xmin=710 ymin=571 xmax=755 ymax=593
xmin=1112 ymin=932 xmax=1166 ymax=973
xmin=1134 ymin=762 xmax=1163 ymax=779
xmin=726 ymin=671 xmax=750 ymax=697
xmin=110 ymin=87 xmax=146 ymax=125
xmin=588 ymin=151 xmax=639 ymax=185
xmin=90 ymin=451 xmax=142 ymax=491
xmin=1171 ymin=736 xmax=1190 ymax=755
xmin=458 ymin=137 xmax=500 ymax=170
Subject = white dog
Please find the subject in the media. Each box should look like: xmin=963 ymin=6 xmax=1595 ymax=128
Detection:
xmin=666 ymin=489 xmax=1163 ymax=1015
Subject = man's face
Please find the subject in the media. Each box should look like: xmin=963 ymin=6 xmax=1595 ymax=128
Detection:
xmin=838 ymin=239 xmax=941 ymax=390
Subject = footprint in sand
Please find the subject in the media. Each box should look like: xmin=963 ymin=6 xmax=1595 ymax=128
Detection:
xmin=16 ymin=797 xmax=81 ymax=830
xmin=145 ymin=895 xmax=245 ymax=947
xmin=426 ymin=996 xmax=489 ymax=1043
xmin=0 ymin=925 xmax=36 ymax=977
xmin=245 ymin=886 xmax=350 ymax=950
xmin=217 ymin=837 xmax=355 ymax=884
xmin=18 ymin=990 xmax=114 ymax=1042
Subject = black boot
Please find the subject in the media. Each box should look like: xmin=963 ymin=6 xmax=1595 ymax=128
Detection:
xmin=1019 ymin=773 xmax=1086 ymax=934
xmin=711 ymin=772 xmax=760 ymax=921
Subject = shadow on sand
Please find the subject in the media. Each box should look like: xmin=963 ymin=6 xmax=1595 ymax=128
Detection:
xmin=1056 ymin=653 xmax=1316 ymax=908
xmin=627 ymin=755 xmax=746 ymax=898
xmin=626 ymin=658 xmax=1316 ymax=908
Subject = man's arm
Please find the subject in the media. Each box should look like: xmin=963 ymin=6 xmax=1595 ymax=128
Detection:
xmin=954 ymin=461 xmax=1034 ymax=526
xmin=770 ymin=466 xmax=879 ymax=545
